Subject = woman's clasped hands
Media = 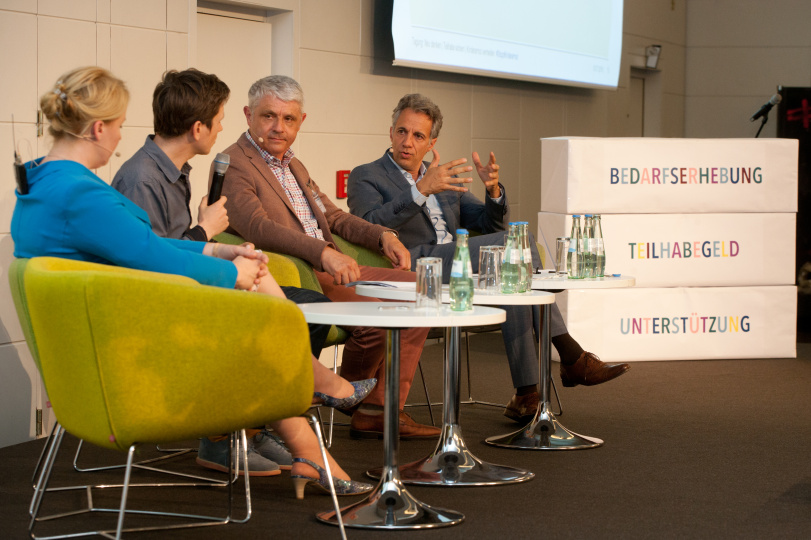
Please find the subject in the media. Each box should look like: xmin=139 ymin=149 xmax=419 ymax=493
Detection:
xmin=206 ymin=242 xmax=269 ymax=290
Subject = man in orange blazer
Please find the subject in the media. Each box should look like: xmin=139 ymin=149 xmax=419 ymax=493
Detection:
xmin=219 ymin=75 xmax=437 ymax=440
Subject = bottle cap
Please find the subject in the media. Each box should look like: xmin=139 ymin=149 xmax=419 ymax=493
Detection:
xmin=572 ymin=214 xmax=580 ymax=218
xmin=456 ymin=228 xmax=468 ymax=235
xmin=612 ymin=273 xmax=621 ymax=277
xmin=585 ymin=214 xmax=593 ymax=217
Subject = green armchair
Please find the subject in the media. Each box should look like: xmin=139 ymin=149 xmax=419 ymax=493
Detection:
xmin=17 ymin=257 xmax=314 ymax=537
xmin=214 ymin=232 xmax=399 ymax=442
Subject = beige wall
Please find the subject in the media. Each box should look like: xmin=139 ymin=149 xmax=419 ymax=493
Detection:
xmin=685 ymin=0 xmax=811 ymax=138
xmin=0 ymin=0 xmax=196 ymax=448
xmin=0 ymin=0 xmax=687 ymax=448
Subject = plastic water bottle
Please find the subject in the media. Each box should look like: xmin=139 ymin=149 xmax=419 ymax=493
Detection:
xmin=567 ymin=215 xmax=585 ymax=279
xmin=519 ymin=222 xmax=533 ymax=292
xmin=583 ymin=214 xmax=596 ymax=278
xmin=594 ymin=214 xmax=606 ymax=277
xmin=450 ymin=229 xmax=474 ymax=311
xmin=501 ymin=223 xmax=521 ymax=293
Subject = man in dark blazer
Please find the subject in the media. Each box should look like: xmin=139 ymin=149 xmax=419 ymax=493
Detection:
xmin=219 ymin=76 xmax=437 ymax=440
xmin=348 ymin=94 xmax=630 ymax=422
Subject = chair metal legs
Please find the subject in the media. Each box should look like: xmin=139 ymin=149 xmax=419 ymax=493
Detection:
xmin=72 ymin=439 xmax=213 ymax=482
xmin=29 ymin=428 xmax=252 ymax=539
xmin=461 ymin=330 xmax=507 ymax=408
xmin=312 ymin=344 xmax=347 ymax=449
xmin=306 ymin=413 xmax=347 ymax=540
xmin=416 ymin=360 xmax=435 ymax=425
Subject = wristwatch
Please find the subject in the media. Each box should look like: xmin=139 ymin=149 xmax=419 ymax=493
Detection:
xmin=378 ymin=229 xmax=399 ymax=251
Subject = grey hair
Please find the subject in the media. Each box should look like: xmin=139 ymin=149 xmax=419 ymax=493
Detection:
xmin=248 ymin=75 xmax=304 ymax=110
xmin=391 ymin=93 xmax=443 ymax=139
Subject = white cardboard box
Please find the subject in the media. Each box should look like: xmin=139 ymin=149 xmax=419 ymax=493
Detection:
xmin=555 ymin=286 xmax=797 ymax=362
xmin=537 ymin=212 xmax=796 ymax=287
xmin=540 ymin=137 xmax=798 ymax=214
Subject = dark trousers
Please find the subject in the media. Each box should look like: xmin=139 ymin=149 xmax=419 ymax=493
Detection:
xmin=280 ymin=285 xmax=331 ymax=358
xmin=409 ymin=231 xmax=568 ymax=388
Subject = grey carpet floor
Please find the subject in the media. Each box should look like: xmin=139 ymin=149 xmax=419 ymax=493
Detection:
xmin=2 ymin=335 xmax=809 ymax=539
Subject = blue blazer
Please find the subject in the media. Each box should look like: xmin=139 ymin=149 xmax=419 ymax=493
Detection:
xmin=347 ymin=150 xmax=509 ymax=254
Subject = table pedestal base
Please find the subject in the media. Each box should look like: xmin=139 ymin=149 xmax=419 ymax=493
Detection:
xmin=368 ymin=424 xmax=534 ymax=486
xmin=316 ymin=467 xmax=464 ymax=529
xmin=485 ymin=403 xmax=603 ymax=450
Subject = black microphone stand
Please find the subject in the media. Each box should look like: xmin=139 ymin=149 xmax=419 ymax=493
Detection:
xmin=754 ymin=111 xmax=770 ymax=138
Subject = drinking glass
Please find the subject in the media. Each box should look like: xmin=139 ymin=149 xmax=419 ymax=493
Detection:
xmin=416 ymin=257 xmax=443 ymax=309
xmin=556 ymin=237 xmax=570 ymax=276
xmin=477 ymin=246 xmax=502 ymax=292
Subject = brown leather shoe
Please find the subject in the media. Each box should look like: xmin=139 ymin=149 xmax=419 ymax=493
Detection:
xmin=503 ymin=392 xmax=539 ymax=424
xmin=560 ymin=352 xmax=630 ymax=387
xmin=349 ymin=410 xmax=440 ymax=440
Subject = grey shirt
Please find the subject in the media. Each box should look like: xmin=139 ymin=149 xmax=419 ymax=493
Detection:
xmin=112 ymin=135 xmax=207 ymax=241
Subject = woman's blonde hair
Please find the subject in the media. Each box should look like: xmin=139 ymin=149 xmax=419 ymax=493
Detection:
xmin=40 ymin=66 xmax=129 ymax=139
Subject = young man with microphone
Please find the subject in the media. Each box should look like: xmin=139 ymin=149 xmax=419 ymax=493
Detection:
xmin=113 ymin=68 xmax=229 ymax=241
xmin=113 ymin=68 xmax=334 ymax=477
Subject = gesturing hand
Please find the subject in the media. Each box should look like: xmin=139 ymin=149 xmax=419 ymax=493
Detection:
xmin=415 ymin=149 xmax=474 ymax=196
xmin=472 ymin=151 xmax=500 ymax=198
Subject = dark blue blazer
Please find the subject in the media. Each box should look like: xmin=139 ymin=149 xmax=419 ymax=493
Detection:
xmin=347 ymin=150 xmax=508 ymax=256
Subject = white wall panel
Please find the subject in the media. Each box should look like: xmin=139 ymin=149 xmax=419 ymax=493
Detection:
xmin=0 ymin=123 xmax=36 ymax=233
xmin=111 ymin=0 xmax=165 ymax=30
xmin=167 ymin=0 xmax=188 ymax=33
xmin=37 ymin=17 xmax=97 ymax=99
xmin=97 ymin=0 xmax=111 ymax=23
xmin=686 ymin=47 xmax=811 ymax=97
xmin=299 ymin=49 xmax=412 ymax=136
xmin=167 ymin=31 xmax=189 ymax=71
xmin=0 ymin=0 xmax=36 ymax=13
xmin=301 ymin=0 xmax=360 ymax=56
xmin=38 ymin=0 xmax=96 ymax=21
xmin=471 ymin=84 xmax=521 ymax=141
xmin=687 ymin=0 xmax=811 ymax=48
xmin=0 ymin=11 xmax=37 ymax=123
xmin=97 ymin=23 xmax=111 ymax=69
xmin=110 ymin=25 xmax=167 ymax=128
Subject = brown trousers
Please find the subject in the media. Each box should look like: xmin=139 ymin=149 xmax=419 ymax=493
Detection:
xmin=316 ymin=266 xmax=429 ymax=409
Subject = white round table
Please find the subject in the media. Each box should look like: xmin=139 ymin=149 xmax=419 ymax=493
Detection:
xmin=485 ymin=274 xmax=636 ymax=451
xmin=355 ymin=282 xmax=554 ymax=487
xmin=297 ymin=301 xmax=505 ymax=530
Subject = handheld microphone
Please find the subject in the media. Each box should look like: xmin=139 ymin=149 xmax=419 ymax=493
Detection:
xmin=208 ymin=153 xmax=230 ymax=205
xmin=750 ymin=94 xmax=781 ymax=122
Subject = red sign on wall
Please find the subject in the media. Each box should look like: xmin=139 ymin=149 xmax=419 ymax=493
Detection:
xmin=336 ymin=170 xmax=350 ymax=199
